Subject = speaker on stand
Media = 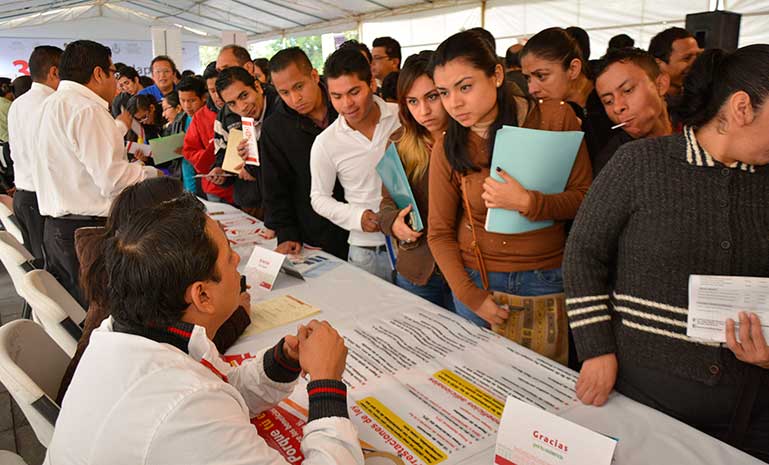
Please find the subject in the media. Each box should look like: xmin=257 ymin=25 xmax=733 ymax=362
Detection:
xmin=685 ymin=11 xmax=741 ymax=51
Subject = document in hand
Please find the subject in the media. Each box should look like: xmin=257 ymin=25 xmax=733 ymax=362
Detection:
xmin=241 ymin=117 xmax=260 ymax=166
xmin=222 ymin=128 xmax=244 ymax=174
xmin=148 ymin=132 xmax=185 ymax=165
xmin=687 ymin=275 xmax=769 ymax=343
xmin=375 ymin=144 xmax=424 ymax=231
xmin=495 ymin=397 xmax=617 ymax=465
xmin=485 ymin=126 xmax=583 ymax=234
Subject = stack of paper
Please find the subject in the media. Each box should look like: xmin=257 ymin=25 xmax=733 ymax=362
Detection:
xmin=148 ymin=132 xmax=185 ymax=165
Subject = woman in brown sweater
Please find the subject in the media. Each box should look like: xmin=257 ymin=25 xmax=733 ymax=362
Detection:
xmin=379 ymin=51 xmax=453 ymax=311
xmin=427 ymin=30 xmax=592 ymax=328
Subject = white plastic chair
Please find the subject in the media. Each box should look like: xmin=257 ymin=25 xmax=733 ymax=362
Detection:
xmin=0 ymin=319 xmax=70 ymax=447
xmin=20 ymin=270 xmax=86 ymax=358
xmin=0 ymin=231 xmax=36 ymax=320
xmin=0 ymin=200 xmax=24 ymax=246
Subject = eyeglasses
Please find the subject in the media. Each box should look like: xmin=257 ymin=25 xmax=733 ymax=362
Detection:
xmin=133 ymin=111 xmax=151 ymax=124
xmin=372 ymin=55 xmax=392 ymax=62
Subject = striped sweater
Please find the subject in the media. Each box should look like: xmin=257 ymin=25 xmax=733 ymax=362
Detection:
xmin=564 ymin=127 xmax=769 ymax=385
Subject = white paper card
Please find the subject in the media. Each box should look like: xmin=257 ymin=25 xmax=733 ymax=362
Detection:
xmin=687 ymin=274 xmax=769 ymax=343
xmin=241 ymin=116 xmax=260 ymax=166
xmin=494 ymin=397 xmax=617 ymax=465
xmin=126 ymin=141 xmax=152 ymax=157
xmin=245 ymin=246 xmax=286 ymax=290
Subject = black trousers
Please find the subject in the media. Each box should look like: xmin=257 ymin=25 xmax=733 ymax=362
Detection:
xmin=43 ymin=216 xmax=105 ymax=308
xmin=12 ymin=190 xmax=45 ymax=264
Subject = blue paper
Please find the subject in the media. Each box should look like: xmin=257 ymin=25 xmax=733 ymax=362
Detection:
xmin=485 ymin=126 xmax=584 ymax=234
xmin=376 ymin=144 xmax=424 ymax=232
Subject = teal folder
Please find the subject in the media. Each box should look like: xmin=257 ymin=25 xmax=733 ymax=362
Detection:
xmin=148 ymin=132 xmax=186 ymax=165
xmin=485 ymin=126 xmax=584 ymax=234
xmin=376 ymin=144 xmax=424 ymax=232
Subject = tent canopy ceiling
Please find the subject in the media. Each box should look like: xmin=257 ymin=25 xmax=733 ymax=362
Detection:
xmin=0 ymin=0 xmax=476 ymax=42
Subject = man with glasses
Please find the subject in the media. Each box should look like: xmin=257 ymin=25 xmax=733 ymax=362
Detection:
xmin=36 ymin=40 xmax=160 ymax=305
xmin=370 ymin=37 xmax=401 ymax=88
xmin=138 ymin=55 xmax=177 ymax=102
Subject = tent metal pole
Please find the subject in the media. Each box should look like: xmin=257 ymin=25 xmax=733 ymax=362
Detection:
xmin=480 ymin=0 xmax=486 ymax=28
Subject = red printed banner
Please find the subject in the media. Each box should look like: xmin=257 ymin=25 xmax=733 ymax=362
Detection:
xmin=253 ymin=406 xmax=306 ymax=464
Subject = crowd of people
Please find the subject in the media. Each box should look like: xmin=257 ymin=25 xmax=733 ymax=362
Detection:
xmin=0 ymin=22 xmax=767 ymax=465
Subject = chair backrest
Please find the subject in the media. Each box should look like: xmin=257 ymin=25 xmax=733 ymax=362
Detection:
xmin=0 ymin=231 xmax=35 ymax=297
xmin=0 ymin=201 xmax=24 ymax=245
xmin=0 ymin=319 xmax=70 ymax=447
xmin=20 ymin=270 xmax=86 ymax=358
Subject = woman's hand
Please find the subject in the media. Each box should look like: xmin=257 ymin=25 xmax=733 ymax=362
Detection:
xmin=482 ymin=167 xmax=531 ymax=212
xmin=476 ymin=295 xmax=510 ymax=326
xmin=726 ymin=312 xmax=769 ymax=369
xmin=392 ymin=205 xmax=423 ymax=243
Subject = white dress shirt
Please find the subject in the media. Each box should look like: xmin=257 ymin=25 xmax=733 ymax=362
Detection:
xmin=310 ymin=96 xmax=401 ymax=247
xmin=35 ymin=81 xmax=157 ymax=217
xmin=7 ymin=82 xmax=55 ymax=192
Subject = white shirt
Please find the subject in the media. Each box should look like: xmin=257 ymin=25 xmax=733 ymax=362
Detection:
xmin=45 ymin=318 xmax=364 ymax=465
xmin=310 ymin=96 xmax=401 ymax=247
xmin=35 ymin=81 xmax=157 ymax=217
xmin=7 ymin=82 xmax=55 ymax=191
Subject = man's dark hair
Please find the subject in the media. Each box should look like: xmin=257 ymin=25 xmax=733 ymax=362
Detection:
xmin=372 ymin=36 xmax=402 ymax=64
xmin=116 ymin=65 xmax=139 ymax=82
xmin=59 ymin=40 xmax=112 ymax=85
xmin=324 ymin=47 xmax=372 ymax=84
xmin=203 ymin=61 xmax=219 ymax=81
xmin=105 ymin=194 xmax=220 ymax=327
xmin=0 ymin=78 xmax=11 ymax=99
xmin=608 ymin=34 xmax=635 ymax=51
xmin=505 ymin=45 xmax=522 ymax=69
xmin=139 ymin=75 xmax=154 ymax=88
xmin=594 ymin=47 xmax=661 ymax=82
xmin=269 ymin=47 xmax=313 ymax=75
xmin=215 ymin=66 xmax=257 ymax=95
xmin=12 ymin=76 xmax=32 ymax=98
xmin=177 ymin=75 xmax=207 ymax=97
xmin=126 ymin=93 xmax=157 ymax=116
xmin=151 ymin=55 xmax=177 ymax=72
xmin=648 ymin=27 xmax=695 ymax=63
xmin=220 ymin=44 xmax=252 ymax=65
xmin=181 ymin=69 xmax=195 ymax=78
xmin=379 ymin=71 xmax=398 ymax=101
xmin=339 ymin=39 xmax=372 ymax=63
xmin=28 ymin=45 xmax=62 ymax=82
xmin=566 ymin=26 xmax=591 ymax=60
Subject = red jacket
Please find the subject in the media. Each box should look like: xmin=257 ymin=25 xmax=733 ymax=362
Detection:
xmin=182 ymin=103 xmax=234 ymax=203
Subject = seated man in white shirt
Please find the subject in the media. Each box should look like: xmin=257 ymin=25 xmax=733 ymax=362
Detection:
xmin=310 ymin=48 xmax=401 ymax=281
xmin=46 ymin=194 xmax=363 ymax=465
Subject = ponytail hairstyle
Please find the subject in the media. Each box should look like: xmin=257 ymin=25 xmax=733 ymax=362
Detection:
xmin=429 ymin=30 xmax=519 ymax=174
xmin=395 ymin=51 xmax=434 ymax=183
xmin=521 ymin=27 xmax=590 ymax=79
xmin=673 ymin=45 xmax=769 ymax=128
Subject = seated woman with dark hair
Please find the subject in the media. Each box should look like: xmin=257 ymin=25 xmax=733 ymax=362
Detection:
xmin=56 ymin=177 xmax=251 ymax=403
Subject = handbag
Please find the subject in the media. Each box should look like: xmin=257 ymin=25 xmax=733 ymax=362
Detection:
xmin=460 ymin=176 xmax=569 ymax=365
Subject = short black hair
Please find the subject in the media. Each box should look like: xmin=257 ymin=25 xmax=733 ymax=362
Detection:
xmin=324 ymin=47 xmax=372 ymax=84
xmin=339 ymin=39 xmax=372 ymax=63
xmin=566 ymin=26 xmax=591 ymax=60
xmin=253 ymin=58 xmax=270 ymax=77
xmin=59 ymin=40 xmax=112 ymax=85
xmin=116 ymin=65 xmax=139 ymax=82
xmin=269 ymin=47 xmax=313 ymax=75
xmin=608 ymin=34 xmax=635 ymax=51
xmin=594 ymin=47 xmax=661 ymax=82
xmin=215 ymin=66 xmax=257 ymax=95
xmin=164 ymin=91 xmax=180 ymax=108
xmin=181 ymin=69 xmax=195 ymax=78
xmin=648 ymin=27 xmax=695 ymax=63
xmin=220 ymin=44 xmax=252 ymax=65
xmin=372 ymin=36 xmax=402 ymax=64
xmin=139 ymin=75 xmax=155 ymax=88
xmin=126 ymin=93 xmax=156 ymax=116
xmin=177 ymin=75 xmax=207 ymax=97
xmin=28 ymin=45 xmax=62 ymax=82
xmin=505 ymin=45 xmax=521 ymax=69
xmin=12 ymin=76 xmax=32 ymax=97
xmin=380 ymin=71 xmax=399 ymax=101
xmin=151 ymin=55 xmax=177 ymax=72
xmin=203 ymin=61 xmax=219 ymax=81
xmin=105 ymin=194 xmax=220 ymax=327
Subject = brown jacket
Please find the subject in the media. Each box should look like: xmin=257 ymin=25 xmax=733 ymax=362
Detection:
xmin=427 ymin=98 xmax=592 ymax=311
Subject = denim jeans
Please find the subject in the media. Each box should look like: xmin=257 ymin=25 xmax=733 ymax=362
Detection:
xmin=348 ymin=245 xmax=393 ymax=282
xmin=395 ymin=272 xmax=455 ymax=312
xmin=206 ymin=193 xmax=225 ymax=203
xmin=453 ymin=267 xmax=564 ymax=328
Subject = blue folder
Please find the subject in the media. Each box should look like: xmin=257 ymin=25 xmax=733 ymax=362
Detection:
xmin=485 ymin=126 xmax=584 ymax=234
xmin=376 ymin=144 xmax=424 ymax=232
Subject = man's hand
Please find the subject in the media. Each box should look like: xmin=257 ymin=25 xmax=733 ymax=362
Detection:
xmin=238 ymin=291 xmax=251 ymax=313
xmin=482 ymin=167 xmax=532 ymax=213
xmin=134 ymin=149 xmax=150 ymax=164
xmin=726 ymin=312 xmax=769 ymax=369
xmin=276 ymin=241 xmax=302 ymax=255
xmin=237 ymin=138 xmax=250 ymax=160
xmin=575 ymin=353 xmax=618 ymax=406
xmin=392 ymin=204 xmax=423 ymax=243
xmin=174 ymin=146 xmax=183 ymax=155
xmin=361 ymin=209 xmax=381 ymax=233
xmin=283 ymin=334 xmax=300 ymax=363
xmin=239 ymin=166 xmax=256 ymax=181
xmin=208 ymin=167 xmax=227 ymax=185
xmin=297 ymin=320 xmax=347 ymax=380
xmin=259 ymin=227 xmax=276 ymax=240
xmin=476 ymin=295 xmax=510 ymax=326
xmin=116 ymin=109 xmax=133 ymax=131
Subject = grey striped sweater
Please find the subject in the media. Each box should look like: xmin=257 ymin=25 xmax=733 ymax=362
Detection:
xmin=564 ymin=127 xmax=769 ymax=385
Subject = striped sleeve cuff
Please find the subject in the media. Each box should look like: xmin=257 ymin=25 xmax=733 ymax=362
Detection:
xmin=307 ymin=380 xmax=349 ymax=421
xmin=566 ymin=295 xmax=617 ymax=361
xmin=262 ymin=338 xmax=301 ymax=383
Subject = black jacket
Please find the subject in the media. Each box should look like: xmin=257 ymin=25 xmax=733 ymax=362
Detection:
xmin=260 ymin=88 xmax=349 ymax=260
xmin=214 ymin=85 xmax=279 ymax=208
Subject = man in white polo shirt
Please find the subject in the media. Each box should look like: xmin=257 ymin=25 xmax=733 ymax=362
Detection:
xmin=310 ymin=47 xmax=401 ymax=281
xmin=35 ymin=40 xmax=158 ymax=305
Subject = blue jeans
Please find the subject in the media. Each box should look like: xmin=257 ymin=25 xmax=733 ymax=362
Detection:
xmin=453 ymin=267 xmax=564 ymax=328
xmin=348 ymin=245 xmax=393 ymax=282
xmin=396 ymin=272 xmax=455 ymax=312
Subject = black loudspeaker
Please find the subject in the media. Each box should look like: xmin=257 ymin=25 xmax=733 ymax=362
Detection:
xmin=685 ymin=11 xmax=741 ymax=51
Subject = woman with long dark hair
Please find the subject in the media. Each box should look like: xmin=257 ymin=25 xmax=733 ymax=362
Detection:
xmin=427 ymin=30 xmax=592 ymax=333
xmin=379 ymin=51 xmax=453 ymax=310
